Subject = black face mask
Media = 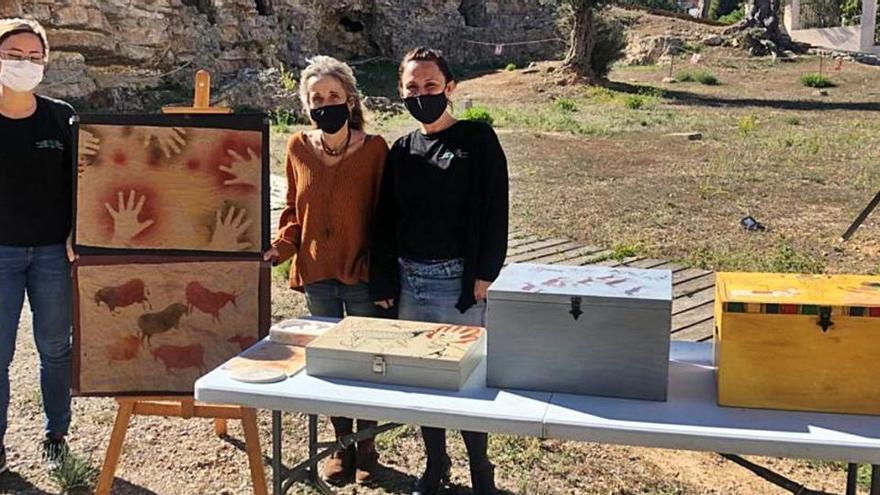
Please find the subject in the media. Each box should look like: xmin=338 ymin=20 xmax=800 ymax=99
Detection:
xmin=310 ymin=103 xmax=350 ymax=134
xmin=404 ymin=92 xmax=449 ymax=124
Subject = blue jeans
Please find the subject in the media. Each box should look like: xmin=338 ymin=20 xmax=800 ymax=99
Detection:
xmin=304 ymin=279 xmax=386 ymax=438
xmin=396 ymin=258 xmax=492 ymax=475
xmin=0 ymin=244 xmax=73 ymax=449
xmin=304 ymin=279 xmax=382 ymax=319
xmin=397 ymin=258 xmax=486 ymax=326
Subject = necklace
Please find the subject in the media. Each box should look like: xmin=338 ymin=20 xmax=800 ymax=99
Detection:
xmin=320 ymin=129 xmax=351 ymax=157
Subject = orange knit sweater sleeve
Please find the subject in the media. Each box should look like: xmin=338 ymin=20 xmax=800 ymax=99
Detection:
xmin=272 ymin=135 xmax=301 ymax=263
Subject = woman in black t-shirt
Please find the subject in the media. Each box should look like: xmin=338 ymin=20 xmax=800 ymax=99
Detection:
xmin=370 ymin=47 xmax=509 ymax=495
xmin=0 ymin=18 xmax=77 ymax=473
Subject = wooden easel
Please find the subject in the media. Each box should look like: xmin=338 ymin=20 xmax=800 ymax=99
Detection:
xmin=95 ymin=70 xmax=268 ymax=495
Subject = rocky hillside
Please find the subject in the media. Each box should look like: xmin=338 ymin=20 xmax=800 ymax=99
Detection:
xmin=1 ymin=0 xmax=561 ymax=108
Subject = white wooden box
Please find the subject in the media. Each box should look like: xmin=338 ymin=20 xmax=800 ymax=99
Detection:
xmin=305 ymin=317 xmax=486 ymax=391
xmin=487 ymin=263 xmax=672 ymax=400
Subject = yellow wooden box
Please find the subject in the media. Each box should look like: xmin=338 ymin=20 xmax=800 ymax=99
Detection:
xmin=715 ymin=272 xmax=880 ymax=415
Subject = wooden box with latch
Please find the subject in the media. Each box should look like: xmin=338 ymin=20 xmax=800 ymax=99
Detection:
xmin=486 ymin=263 xmax=672 ymax=400
xmin=715 ymin=272 xmax=880 ymax=415
xmin=305 ymin=317 xmax=486 ymax=391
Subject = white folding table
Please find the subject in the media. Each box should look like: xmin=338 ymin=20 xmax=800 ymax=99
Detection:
xmin=196 ymin=341 xmax=880 ymax=495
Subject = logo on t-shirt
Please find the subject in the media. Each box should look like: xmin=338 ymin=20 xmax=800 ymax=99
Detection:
xmin=434 ymin=150 xmax=469 ymax=170
xmin=35 ymin=139 xmax=65 ymax=151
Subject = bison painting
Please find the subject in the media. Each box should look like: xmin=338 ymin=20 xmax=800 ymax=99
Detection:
xmin=137 ymin=303 xmax=188 ymax=346
xmin=151 ymin=343 xmax=205 ymax=374
xmin=94 ymin=279 xmax=150 ymax=314
xmin=186 ymin=281 xmax=237 ymax=323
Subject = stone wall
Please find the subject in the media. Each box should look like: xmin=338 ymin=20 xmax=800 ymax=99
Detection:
xmin=4 ymin=1 xmax=562 ymax=106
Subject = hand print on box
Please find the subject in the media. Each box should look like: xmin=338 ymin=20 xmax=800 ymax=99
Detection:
xmin=74 ymin=259 xmax=265 ymax=395
xmin=498 ymin=263 xmax=672 ymax=301
xmin=74 ymin=116 xmax=267 ymax=253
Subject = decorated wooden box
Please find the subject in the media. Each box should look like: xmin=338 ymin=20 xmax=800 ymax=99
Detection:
xmin=487 ymin=263 xmax=673 ymax=400
xmin=715 ymin=272 xmax=880 ymax=415
xmin=305 ymin=317 xmax=485 ymax=391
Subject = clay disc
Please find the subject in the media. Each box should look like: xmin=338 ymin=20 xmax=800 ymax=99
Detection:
xmin=228 ymin=367 xmax=287 ymax=384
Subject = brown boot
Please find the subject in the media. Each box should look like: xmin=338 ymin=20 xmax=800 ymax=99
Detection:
xmin=355 ymin=438 xmax=380 ymax=484
xmin=321 ymin=446 xmax=354 ymax=486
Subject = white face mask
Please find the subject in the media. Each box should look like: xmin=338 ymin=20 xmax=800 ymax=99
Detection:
xmin=0 ymin=59 xmax=44 ymax=93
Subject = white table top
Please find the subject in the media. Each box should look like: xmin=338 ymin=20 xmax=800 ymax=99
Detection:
xmin=196 ymin=345 xmax=551 ymax=437
xmin=195 ymin=341 xmax=880 ymax=464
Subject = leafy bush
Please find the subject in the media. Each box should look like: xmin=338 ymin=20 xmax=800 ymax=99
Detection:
xmin=49 ymin=452 xmax=99 ymax=495
xmin=625 ymin=95 xmax=648 ymax=110
xmin=800 ymin=73 xmax=835 ymax=88
xmin=555 ymin=97 xmax=577 ymax=112
xmin=738 ymin=114 xmax=758 ymax=137
xmin=718 ymin=5 xmax=745 ymax=24
xmin=695 ymin=71 xmax=720 ymax=85
xmin=591 ymin=14 xmax=627 ymax=79
xmin=677 ymin=70 xmax=720 ymax=85
xmin=460 ymin=106 xmax=495 ymax=125
xmin=505 ymin=63 xmax=518 ymax=71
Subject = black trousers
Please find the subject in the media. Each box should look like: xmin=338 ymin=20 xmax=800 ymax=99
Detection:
xmin=421 ymin=426 xmax=492 ymax=472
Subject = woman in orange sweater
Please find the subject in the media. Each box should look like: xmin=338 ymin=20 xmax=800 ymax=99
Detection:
xmin=264 ymin=56 xmax=388 ymax=486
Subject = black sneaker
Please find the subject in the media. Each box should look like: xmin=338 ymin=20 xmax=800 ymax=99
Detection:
xmin=42 ymin=436 xmax=68 ymax=469
xmin=0 ymin=447 xmax=7 ymax=474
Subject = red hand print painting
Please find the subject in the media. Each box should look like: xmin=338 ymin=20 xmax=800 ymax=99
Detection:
xmin=74 ymin=114 xmax=268 ymax=254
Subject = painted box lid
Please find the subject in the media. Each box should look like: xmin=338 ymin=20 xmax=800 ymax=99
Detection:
xmin=717 ymin=272 xmax=880 ymax=314
xmin=306 ymin=317 xmax=485 ymax=373
xmin=489 ymin=263 xmax=672 ymax=309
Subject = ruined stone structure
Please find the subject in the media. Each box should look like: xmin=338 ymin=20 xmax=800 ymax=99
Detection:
xmin=1 ymin=1 xmax=562 ymax=106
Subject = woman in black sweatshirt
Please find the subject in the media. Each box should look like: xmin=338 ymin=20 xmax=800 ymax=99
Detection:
xmin=370 ymin=47 xmax=509 ymax=495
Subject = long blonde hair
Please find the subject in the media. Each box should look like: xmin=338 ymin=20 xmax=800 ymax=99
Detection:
xmin=299 ymin=56 xmax=366 ymax=131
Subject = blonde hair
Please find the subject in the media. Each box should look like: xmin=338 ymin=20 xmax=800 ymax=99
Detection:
xmin=299 ymin=56 xmax=366 ymax=131
xmin=0 ymin=18 xmax=49 ymax=62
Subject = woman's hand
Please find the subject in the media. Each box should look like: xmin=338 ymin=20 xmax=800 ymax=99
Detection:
xmin=375 ymin=299 xmax=395 ymax=309
xmin=263 ymin=247 xmax=280 ymax=265
xmin=65 ymin=234 xmax=77 ymax=263
xmin=474 ymin=279 xmax=492 ymax=301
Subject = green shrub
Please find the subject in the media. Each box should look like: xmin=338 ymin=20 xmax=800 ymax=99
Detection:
xmin=695 ymin=71 xmax=720 ymax=85
xmin=738 ymin=114 xmax=758 ymax=137
xmin=709 ymin=0 xmax=740 ymax=19
xmin=273 ymin=259 xmax=292 ymax=282
xmin=800 ymin=73 xmax=835 ymax=88
xmin=49 ymin=452 xmax=99 ymax=495
xmin=505 ymin=63 xmax=517 ymax=71
xmin=460 ymin=106 xmax=495 ymax=125
xmin=677 ymin=70 xmax=720 ymax=85
xmin=591 ymin=14 xmax=627 ymax=79
xmin=785 ymin=116 xmax=802 ymax=126
xmin=625 ymin=95 xmax=647 ymax=110
xmin=279 ymin=65 xmax=298 ymax=93
xmin=718 ymin=5 xmax=745 ymax=24
xmin=554 ymin=97 xmax=577 ymax=112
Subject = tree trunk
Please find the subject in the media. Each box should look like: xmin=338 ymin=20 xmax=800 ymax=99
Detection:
xmin=562 ymin=4 xmax=597 ymax=80
xmin=744 ymin=0 xmax=780 ymax=32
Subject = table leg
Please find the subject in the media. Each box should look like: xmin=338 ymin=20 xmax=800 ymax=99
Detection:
xmin=272 ymin=411 xmax=282 ymax=495
xmin=847 ymin=463 xmax=858 ymax=495
xmin=871 ymin=465 xmax=880 ymax=495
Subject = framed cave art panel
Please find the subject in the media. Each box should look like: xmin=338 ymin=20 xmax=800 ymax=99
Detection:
xmin=73 ymin=113 xmax=270 ymax=255
xmin=72 ymin=256 xmax=270 ymax=396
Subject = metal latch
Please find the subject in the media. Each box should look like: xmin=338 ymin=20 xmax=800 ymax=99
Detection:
xmin=372 ymin=355 xmax=387 ymax=375
xmin=817 ymin=306 xmax=834 ymax=333
xmin=570 ymin=296 xmax=583 ymax=321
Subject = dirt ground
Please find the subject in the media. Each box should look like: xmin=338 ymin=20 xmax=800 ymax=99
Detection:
xmin=4 ymin=7 xmax=880 ymax=495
